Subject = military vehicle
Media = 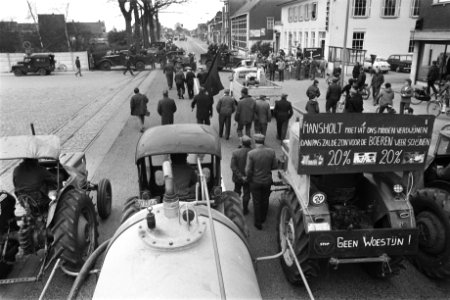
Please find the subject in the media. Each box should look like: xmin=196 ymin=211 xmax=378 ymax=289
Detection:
xmin=95 ymin=50 xmax=156 ymax=71
xmin=11 ymin=53 xmax=56 ymax=76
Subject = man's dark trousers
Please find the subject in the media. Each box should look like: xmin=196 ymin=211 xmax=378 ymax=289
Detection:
xmin=250 ymin=182 xmax=271 ymax=226
xmin=197 ymin=117 xmax=210 ymax=125
xmin=276 ymin=118 xmax=289 ymax=140
xmin=219 ymin=114 xmax=232 ymax=138
xmin=234 ymin=180 xmax=250 ymax=211
xmin=166 ymin=73 xmax=174 ymax=89
xmin=237 ymin=122 xmax=252 ymax=137
xmin=187 ymin=83 xmax=194 ymax=99
xmin=427 ymin=80 xmax=438 ymax=96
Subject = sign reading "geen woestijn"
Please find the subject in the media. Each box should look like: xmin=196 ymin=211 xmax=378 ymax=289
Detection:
xmin=297 ymin=114 xmax=435 ymax=175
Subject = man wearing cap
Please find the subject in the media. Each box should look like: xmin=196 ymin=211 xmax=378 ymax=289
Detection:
xmin=163 ymin=61 xmax=175 ymax=89
xmin=273 ymin=94 xmax=293 ymax=140
xmin=216 ymin=89 xmax=236 ymax=139
xmin=185 ymin=67 xmax=196 ymax=99
xmin=254 ymin=95 xmax=271 ymax=136
xmin=191 ymin=87 xmax=213 ymax=125
xmin=326 ymin=77 xmax=342 ymax=113
xmin=306 ymin=79 xmax=321 ymax=99
xmin=130 ymin=87 xmax=149 ymax=132
xmin=157 ymin=90 xmax=177 ymax=125
xmin=245 ymin=134 xmax=278 ymax=230
xmin=235 ymin=87 xmax=256 ymax=137
xmin=174 ymin=69 xmax=186 ymax=99
xmin=230 ymin=135 xmax=252 ymax=215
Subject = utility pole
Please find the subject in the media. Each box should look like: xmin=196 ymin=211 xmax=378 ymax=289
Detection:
xmin=340 ymin=0 xmax=351 ymax=87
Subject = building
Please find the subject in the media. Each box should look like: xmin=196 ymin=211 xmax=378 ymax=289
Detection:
xmin=277 ymin=0 xmax=330 ymax=58
xmin=410 ymin=0 xmax=450 ymax=83
xmin=230 ymin=0 xmax=283 ymax=53
xmin=220 ymin=0 xmax=247 ymax=47
xmin=207 ymin=11 xmax=223 ymax=44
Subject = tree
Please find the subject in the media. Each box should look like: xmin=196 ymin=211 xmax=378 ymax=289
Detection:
xmin=107 ymin=29 xmax=128 ymax=47
xmin=118 ymin=0 xmax=133 ymax=45
xmin=250 ymin=41 xmax=273 ymax=58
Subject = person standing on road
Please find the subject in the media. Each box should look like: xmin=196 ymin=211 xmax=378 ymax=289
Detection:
xmin=306 ymin=79 xmax=321 ymax=100
xmin=325 ymin=77 xmax=342 ymax=113
xmin=310 ymin=59 xmax=318 ymax=80
xmin=216 ymin=89 xmax=236 ymax=139
xmin=235 ymin=87 xmax=256 ymax=137
xmin=400 ymin=79 xmax=414 ymax=115
xmin=273 ymin=93 xmax=293 ymax=140
xmin=254 ymin=95 xmax=271 ymax=136
xmin=191 ymin=87 xmax=213 ymax=125
xmin=268 ymin=60 xmax=276 ymax=81
xmin=185 ymin=67 xmax=196 ymax=99
xmin=75 ymin=56 xmax=82 ymax=77
xmin=245 ymin=134 xmax=278 ymax=230
xmin=352 ymin=62 xmax=361 ymax=79
xmin=345 ymin=86 xmax=363 ymax=113
xmin=174 ymin=69 xmax=186 ymax=99
xmin=197 ymin=67 xmax=208 ymax=86
xmin=356 ymin=66 xmax=366 ymax=89
xmin=123 ymin=55 xmax=135 ymax=76
xmin=157 ymin=90 xmax=177 ymax=125
xmin=371 ymin=68 xmax=385 ymax=105
xmin=427 ymin=61 xmax=440 ymax=97
xmin=130 ymin=88 xmax=149 ymax=132
xmin=163 ymin=62 xmax=175 ymax=89
xmin=276 ymin=59 xmax=285 ymax=82
xmin=231 ymin=135 xmax=252 ymax=215
xmin=377 ymin=83 xmax=395 ymax=113
xmin=305 ymin=95 xmax=320 ymax=114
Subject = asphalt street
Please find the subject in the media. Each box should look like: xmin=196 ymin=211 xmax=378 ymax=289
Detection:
xmin=0 ymin=37 xmax=449 ymax=299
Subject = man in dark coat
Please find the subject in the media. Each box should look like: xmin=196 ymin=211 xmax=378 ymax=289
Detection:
xmin=245 ymin=134 xmax=278 ymax=230
xmin=356 ymin=66 xmax=366 ymax=89
xmin=268 ymin=60 xmax=276 ymax=81
xmin=345 ymin=86 xmax=364 ymax=113
xmin=273 ymin=93 xmax=293 ymax=140
xmin=130 ymin=87 xmax=149 ymax=132
xmin=185 ymin=67 xmax=196 ymax=99
xmin=216 ymin=89 xmax=236 ymax=139
xmin=306 ymin=79 xmax=321 ymax=99
xmin=75 ymin=56 xmax=82 ymax=77
xmin=157 ymin=90 xmax=177 ymax=125
xmin=254 ymin=95 xmax=271 ymax=135
xmin=174 ymin=69 xmax=186 ymax=99
xmin=163 ymin=62 xmax=175 ymax=89
xmin=123 ymin=55 xmax=134 ymax=76
xmin=235 ymin=87 xmax=256 ymax=137
xmin=230 ymin=135 xmax=252 ymax=215
xmin=326 ymin=77 xmax=342 ymax=113
xmin=352 ymin=62 xmax=360 ymax=79
xmin=427 ymin=61 xmax=439 ymax=96
xmin=191 ymin=87 xmax=213 ymax=125
xmin=196 ymin=67 xmax=208 ymax=86
xmin=371 ymin=68 xmax=385 ymax=105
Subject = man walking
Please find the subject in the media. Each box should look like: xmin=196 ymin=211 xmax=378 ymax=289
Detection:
xmin=356 ymin=66 xmax=366 ymax=89
xmin=130 ymin=88 xmax=149 ymax=132
xmin=75 ymin=56 xmax=82 ymax=77
xmin=157 ymin=90 xmax=177 ymax=125
xmin=273 ymin=93 xmax=293 ymax=140
xmin=352 ymin=62 xmax=361 ymax=80
xmin=268 ymin=60 xmax=276 ymax=81
xmin=235 ymin=87 xmax=256 ymax=137
xmin=231 ymin=135 xmax=252 ymax=215
xmin=163 ymin=62 xmax=175 ymax=89
xmin=245 ymin=134 xmax=278 ymax=230
xmin=123 ymin=55 xmax=134 ymax=76
xmin=427 ymin=61 xmax=439 ymax=97
xmin=306 ymin=79 xmax=321 ymax=100
xmin=276 ymin=59 xmax=285 ymax=82
xmin=191 ymin=87 xmax=213 ymax=125
xmin=216 ymin=89 xmax=236 ymax=139
xmin=325 ymin=77 xmax=342 ymax=113
xmin=185 ymin=67 xmax=196 ymax=99
xmin=254 ymin=95 xmax=271 ymax=136
xmin=371 ymin=68 xmax=384 ymax=105
xmin=174 ymin=69 xmax=186 ymax=99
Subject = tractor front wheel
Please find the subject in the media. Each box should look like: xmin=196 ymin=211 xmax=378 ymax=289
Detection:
xmin=120 ymin=196 xmax=139 ymax=224
xmin=51 ymin=190 xmax=98 ymax=271
xmin=221 ymin=191 xmax=249 ymax=238
xmin=410 ymin=188 xmax=450 ymax=279
xmin=277 ymin=191 xmax=320 ymax=285
xmin=97 ymin=178 xmax=112 ymax=220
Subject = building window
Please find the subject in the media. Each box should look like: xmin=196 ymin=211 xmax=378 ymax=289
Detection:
xmin=305 ymin=3 xmax=310 ymax=20
xmin=411 ymin=0 xmax=420 ymax=17
xmin=304 ymin=31 xmax=309 ymax=47
xmin=231 ymin=15 xmax=247 ymax=49
xmin=408 ymin=39 xmax=414 ymax=53
xmin=298 ymin=5 xmax=303 ymax=21
xmin=288 ymin=7 xmax=293 ymax=22
xmin=293 ymin=5 xmax=298 ymax=22
xmin=267 ymin=17 xmax=274 ymax=30
xmin=352 ymin=31 xmax=365 ymax=50
xmin=293 ymin=32 xmax=297 ymax=46
xmin=298 ymin=31 xmax=303 ymax=49
xmin=289 ymin=32 xmax=293 ymax=49
xmin=311 ymin=32 xmax=316 ymax=47
xmin=352 ymin=0 xmax=371 ymax=17
xmin=311 ymin=2 xmax=318 ymax=20
xmin=381 ymin=0 xmax=400 ymax=17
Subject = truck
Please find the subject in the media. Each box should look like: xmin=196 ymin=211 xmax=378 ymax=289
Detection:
xmin=94 ymin=50 xmax=157 ymax=71
xmin=11 ymin=53 xmax=56 ymax=76
xmin=229 ymin=61 xmax=282 ymax=110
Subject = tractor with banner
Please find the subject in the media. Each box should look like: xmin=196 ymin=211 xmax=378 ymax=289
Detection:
xmin=275 ymin=113 xmax=450 ymax=292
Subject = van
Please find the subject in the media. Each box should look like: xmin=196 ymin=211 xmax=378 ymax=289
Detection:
xmin=387 ymin=54 xmax=412 ymax=73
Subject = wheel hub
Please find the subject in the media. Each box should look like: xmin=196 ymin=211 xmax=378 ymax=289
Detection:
xmin=417 ymin=212 xmax=445 ymax=254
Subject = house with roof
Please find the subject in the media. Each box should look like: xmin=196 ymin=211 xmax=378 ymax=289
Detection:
xmin=230 ymin=0 xmax=284 ymax=53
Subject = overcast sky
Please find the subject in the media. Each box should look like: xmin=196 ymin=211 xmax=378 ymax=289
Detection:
xmin=0 ymin=0 xmax=223 ymax=31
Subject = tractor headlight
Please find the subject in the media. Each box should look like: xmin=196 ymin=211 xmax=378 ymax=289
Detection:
xmin=48 ymin=190 xmax=57 ymax=201
xmin=393 ymin=184 xmax=404 ymax=194
xmin=310 ymin=192 xmax=326 ymax=206
xmin=212 ymin=186 xmax=222 ymax=198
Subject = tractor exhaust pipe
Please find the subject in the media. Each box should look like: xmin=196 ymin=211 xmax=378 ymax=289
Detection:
xmin=162 ymin=160 xmax=179 ymax=219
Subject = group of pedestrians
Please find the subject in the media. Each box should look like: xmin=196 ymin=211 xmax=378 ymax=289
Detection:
xmin=163 ymin=62 xmax=197 ymax=99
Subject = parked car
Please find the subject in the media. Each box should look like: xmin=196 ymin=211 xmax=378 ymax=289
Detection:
xmin=363 ymin=57 xmax=390 ymax=73
xmin=11 ymin=53 xmax=56 ymax=76
xmin=387 ymin=54 xmax=412 ymax=73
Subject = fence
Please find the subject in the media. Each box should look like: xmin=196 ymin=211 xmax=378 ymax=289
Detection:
xmin=0 ymin=51 xmax=89 ymax=73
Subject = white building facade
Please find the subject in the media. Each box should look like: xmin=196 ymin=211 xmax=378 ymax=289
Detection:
xmin=278 ymin=0 xmax=330 ymax=58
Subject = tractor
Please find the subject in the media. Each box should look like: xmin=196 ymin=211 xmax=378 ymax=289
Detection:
xmin=275 ymin=113 xmax=450 ymax=289
xmin=0 ymin=135 xmax=112 ymax=289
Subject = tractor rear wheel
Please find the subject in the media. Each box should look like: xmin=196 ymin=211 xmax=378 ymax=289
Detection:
xmin=221 ymin=191 xmax=249 ymax=238
xmin=100 ymin=61 xmax=111 ymax=71
xmin=120 ymin=196 xmax=139 ymax=224
xmin=277 ymin=191 xmax=320 ymax=285
xmin=409 ymin=188 xmax=450 ymax=279
xmin=38 ymin=68 xmax=46 ymax=76
xmin=97 ymin=178 xmax=112 ymax=220
xmin=51 ymin=190 xmax=98 ymax=271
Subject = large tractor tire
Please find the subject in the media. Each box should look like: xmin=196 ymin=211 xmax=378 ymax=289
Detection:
xmin=51 ymin=190 xmax=98 ymax=271
xmin=100 ymin=61 xmax=111 ymax=71
xmin=120 ymin=196 xmax=140 ymax=224
xmin=409 ymin=188 xmax=450 ymax=279
xmin=97 ymin=178 xmax=112 ymax=220
xmin=221 ymin=191 xmax=249 ymax=238
xmin=277 ymin=191 xmax=320 ymax=285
